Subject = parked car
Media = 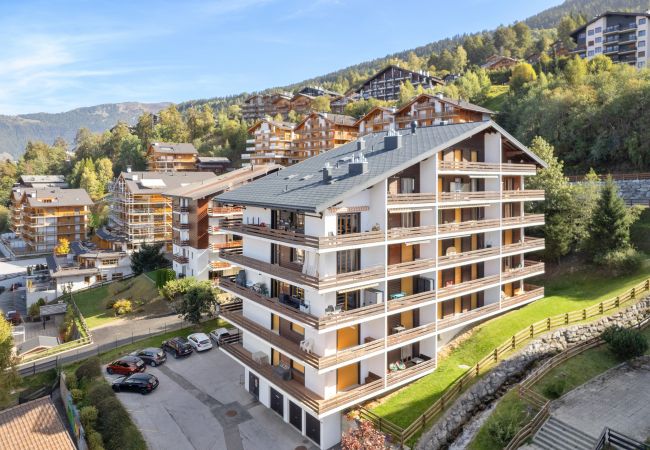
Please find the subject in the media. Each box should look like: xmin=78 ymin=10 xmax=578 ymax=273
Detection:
xmin=187 ymin=333 xmax=213 ymax=352
xmin=111 ymin=373 xmax=159 ymax=395
xmin=130 ymin=347 xmax=167 ymax=367
xmin=209 ymin=327 xmax=239 ymax=346
xmin=5 ymin=310 xmax=22 ymax=325
xmin=161 ymin=336 xmax=193 ymax=358
xmin=106 ymin=356 xmax=146 ymax=375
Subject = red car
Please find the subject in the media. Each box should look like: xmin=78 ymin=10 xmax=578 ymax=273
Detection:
xmin=106 ymin=356 xmax=146 ymax=375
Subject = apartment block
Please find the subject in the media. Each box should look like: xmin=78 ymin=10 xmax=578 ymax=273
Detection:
xmin=98 ymin=171 xmax=216 ymax=252
xmin=242 ymin=87 xmax=340 ymax=122
xmin=165 ymin=165 xmax=281 ymax=280
xmin=245 ymin=120 xmax=297 ymax=166
xmin=10 ymin=187 xmax=93 ymax=254
xmin=353 ymin=64 xmax=443 ymax=101
xmin=571 ymin=11 xmax=650 ymax=68
xmin=293 ymin=113 xmax=358 ymax=163
xmin=215 ymin=121 xmax=546 ymax=448
xmin=356 ymin=106 xmax=397 ymax=136
xmin=147 ymin=142 xmax=198 ymax=172
xmin=394 ymin=93 xmax=494 ymax=129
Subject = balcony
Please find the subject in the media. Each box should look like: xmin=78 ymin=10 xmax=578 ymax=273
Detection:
xmin=501 ymin=238 xmax=545 ymax=256
xmin=386 ymin=357 xmax=436 ymax=387
xmin=219 ymin=250 xmax=384 ymax=291
xmin=438 ymin=274 xmax=500 ymax=301
xmin=387 ymin=257 xmax=436 ymax=278
xmin=438 ymin=218 xmax=501 ymax=236
xmin=386 ymin=322 xmax=437 ymax=347
xmin=220 ymin=309 xmax=384 ymax=370
xmin=501 ymin=285 xmax=544 ymax=308
xmin=439 ymin=191 xmax=501 ymax=204
xmin=208 ymin=206 xmax=243 ymax=217
xmin=173 ymin=254 xmax=189 ymax=264
xmin=502 ymin=260 xmax=545 ymax=282
xmin=502 ymin=214 xmax=545 ymax=228
xmin=438 ymin=161 xmax=537 ymax=175
xmin=210 ymin=260 xmax=232 ymax=270
xmin=387 ymin=291 xmax=435 ymax=313
xmin=174 ymin=223 xmax=190 ymax=230
xmin=438 ymin=246 xmax=500 ymax=269
xmin=386 ymin=225 xmax=436 ymax=242
xmin=173 ymin=239 xmax=190 ymax=247
xmin=387 ymin=193 xmax=436 ymax=206
xmin=210 ymin=241 xmax=242 ymax=251
xmin=502 ymin=190 xmax=545 ymax=201
xmin=221 ymin=343 xmax=384 ymax=414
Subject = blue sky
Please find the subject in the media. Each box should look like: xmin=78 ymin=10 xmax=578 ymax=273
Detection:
xmin=0 ymin=0 xmax=561 ymax=115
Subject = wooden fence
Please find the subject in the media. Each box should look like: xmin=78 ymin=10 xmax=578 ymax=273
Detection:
xmin=359 ymin=278 xmax=650 ymax=447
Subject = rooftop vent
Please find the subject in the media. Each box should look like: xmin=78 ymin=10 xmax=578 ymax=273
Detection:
xmin=348 ymin=153 xmax=368 ymax=176
xmin=356 ymin=138 xmax=366 ymax=152
xmin=132 ymin=174 xmax=139 ymax=181
xmin=323 ymin=162 xmax=333 ymax=183
xmin=384 ymin=133 xmax=402 ymax=151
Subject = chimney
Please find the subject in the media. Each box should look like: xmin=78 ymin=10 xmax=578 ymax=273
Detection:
xmin=384 ymin=133 xmax=402 ymax=151
xmin=323 ymin=162 xmax=333 ymax=183
xmin=411 ymin=120 xmax=418 ymax=134
xmin=356 ymin=138 xmax=366 ymax=152
xmin=348 ymin=153 xmax=368 ymax=176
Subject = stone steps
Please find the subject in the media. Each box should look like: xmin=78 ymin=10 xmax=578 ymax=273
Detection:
xmin=532 ymin=416 xmax=597 ymax=450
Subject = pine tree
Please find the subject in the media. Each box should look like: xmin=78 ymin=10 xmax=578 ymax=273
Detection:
xmin=588 ymin=177 xmax=635 ymax=259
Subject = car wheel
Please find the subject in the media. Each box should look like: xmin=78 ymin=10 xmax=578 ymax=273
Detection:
xmin=107 ymin=367 xmax=113 ymax=375
xmin=173 ymin=351 xmax=179 ymax=359
xmin=140 ymin=388 xmax=148 ymax=395
xmin=112 ymin=386 xmax=119 ymax=392
xmin=150 ymin=361 xmax=157 ymax=367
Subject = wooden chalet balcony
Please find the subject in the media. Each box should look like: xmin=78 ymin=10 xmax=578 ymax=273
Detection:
xmin=502 ymin=261 xmax=545 ymax=281
xmin=387 ymin=257 xmax=436 ymax=278
xmin=386 ymin=322 xmax=437 ymax=347
xmin=220 ymin=309 xmax=384 ymax=370
xmin=225 ymin=224 xmax=384 ymax=250
xmin=502 ymin=214 xmax=545 ymax=227
xmin=502 ymin=190 xmax=545 ymax=201
xmin=438 ymin=218 xmax=501 ymax=236
xmin=501 ymin=238 xmax=545 ymax=255
xmin=218 ymin=278 xmax=385 ymax=331
xmin=386 ymin=358 xmax=436 ymax=387
xmin=439 ymin=191 xmax=501 ymax=203
xmin=438 ymin=246 xmax=500 ymax=268
xmin=210 ymin=261 xmax=232 ymax=270
xmin=210 ymin=241 xmax=242 ymax=251
xmin=387 ymin=291 xmax=435 ymax=312
xmin=222 ymin=342 xmax=384 ymax=414
xmin=438 ymin=274 xmax=500 ymax=300
xmin=173 ymin=254 xmax=189 ymax=264
xmin=438 ymin=161 xmax=537 ymax=175
xmin=208 ymin=206 xmax=243 ymax=216
xmin=386 ymin=225 xmax=436 ymax=241
xmin=219 ymin=250 xmax=384 ymax=290
xmin=387 ymin=193 xmax=437 ymax=206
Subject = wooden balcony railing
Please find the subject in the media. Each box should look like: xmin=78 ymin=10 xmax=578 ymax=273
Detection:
xmin=172 ymin=239 xmax=190 ymax=247
xmin=210 ymin=261 xmax=232 ymax=270
xmin=173 ymin=254 xmax=189 ymax=264
xmin=438 ymin=161 xmax=537 ymax=174
xmin=208 ymin=206 xmax=244 ymax=216
xmin=387 ymin=291 xmax=435 ymax=312
xmin=502 ymin=190 xmax=545 ymax=200
xmin=386 ymin=358 xmax=437 ymax=386
xmin=387 ymin=193 xmax=436 ymax=205
xmin=438 ymin=246 xmax=500 ymax=268
xmin=501 ymin=285 xmax=544 ymax=308
xmin=387 ymin=257 xmax=436 ymax=278
xmin=439 ymin=191 xmax=501 ymax=203
xmin=386 ymin=322 xmax=437 ymax=347
xmin=501 ymin=238 xmax=545 ymax=255
xmin=437 ymin=274 xmax=501 ymax=300
xmin=210 ymin=241 xmax=243 ymax=251
xmin=502 ymin=214 xmax=545 ymax=227
xmin=387 ymin=225 xmax=436 ymax=241
xmin=221 ymin=309 xmax=384 ymax=370
xmin=438 ymin=219 xmax=501 ymax=235
xmin=502 ymin=261 xmax=545 ymax=281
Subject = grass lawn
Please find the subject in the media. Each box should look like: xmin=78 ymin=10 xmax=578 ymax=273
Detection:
xmin=370 ymin=259 xmax=650 ymax=428
xmin=481 ymin=85 xmax=509 ymax=112
xmin=1 ymin=368 xmax=58 ymax=410
xmin=468 ymin=389 xmax=537 ymax=450
xmin=73 ymin=274 xmax=168 ymax=329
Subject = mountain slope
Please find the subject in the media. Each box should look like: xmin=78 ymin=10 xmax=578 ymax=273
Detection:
xmin=0 ymin=102 xmax=169 ymax=159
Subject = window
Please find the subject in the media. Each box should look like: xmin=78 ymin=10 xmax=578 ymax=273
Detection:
xmin=290 ymin=247 xmax=304 ymax=264
xmin=588 ymin=50 xmax=595 ymax=57
xmin=639 ymin=51 xmax=646 ymax=57
xmin=588 ymin=40 xmax=594 ymax=46
xmin=640 ymin=30 xmax=647 ymax=37
xmin=640 ymin=40 xmax=646 ymax=47
xmin=596 ymin=47 xmax=602 ymax=53
xmin=588 ymin=29 xmax=594 ymax=36
xmin=640 ymin=18 xmax=647 ymax=25
xmin=336 ymin=249 xmax=360 ymax=274
xmin=595 ymin=37 xmax=602 ymax=43
xmin=337 ymin=213 xmax=360 ymax=235
xmin=595 ymin=26 xmax=602 ymax=33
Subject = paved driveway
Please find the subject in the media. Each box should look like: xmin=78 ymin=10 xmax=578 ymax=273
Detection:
xmin=104 ymin=347 xmax=317 ymax=450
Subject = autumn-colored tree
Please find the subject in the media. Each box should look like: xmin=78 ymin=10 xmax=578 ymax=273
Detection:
xmin=55 ymin=238 xmax=70 ymax=256
xmin=311 ymin=95 xmax=331 ymax=113
xmin=341 ymin=420 xmax=386 ymax=450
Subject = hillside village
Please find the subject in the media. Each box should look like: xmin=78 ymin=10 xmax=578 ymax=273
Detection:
xmin=1 ymin=4 xmax=650 ymax=450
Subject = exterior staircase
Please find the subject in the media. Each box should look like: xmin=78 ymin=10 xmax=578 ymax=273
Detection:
xmin=532 ymin=416 xmax=598 ymax=450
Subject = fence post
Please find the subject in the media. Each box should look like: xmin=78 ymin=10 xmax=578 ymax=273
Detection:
xmin=512 ymin=335 xmax=516 ymax=349
xmin=599 ymin=302 xmax=604 ymax=315
xmin=615 ymin=296 xmax=620 ymax=308
xmin=565 ymin=313 xmax=569 ymax=324
xmin=631 ymin=287 xmax=635 ymax=299
xmin=582 ymin=309 xmax=587 ymax=320
xmin=530 ymin=324 xmax=534 ymax=338
xmin=493 ymin=348 xmax=498 ymax=362
xmin=476 ymin=363 xmax=480 ymax=376
xmin=547 ymin=317 xmax=551 ymax=330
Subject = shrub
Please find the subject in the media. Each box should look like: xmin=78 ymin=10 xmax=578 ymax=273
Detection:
xmin=541 ymin=376 xmax=566 ymax=399
xmin=594 ymin=248 xmax=643 ymax=275
xmin=65 ymin=372 xmax=78 ymax=390
xmin=341 ymin=420 xmax=385 ymax=450
xmin=76 ymin=357 xmax=101 ymax=382
xmin=106 ymin=298 xmax=117 ymax=310
xmin=27 ymin=298 xmax=46 ymax=319
xmin=603 ymin=326 xmax=648 ymax=360
xmin=112 ymin=299 xmax=132 ymax=315
xmin=80 ymin=405 xmax=98 ymax=430
xmin=95 ymin=397 xmax=135 ymax=450
xmin=70 ymin=388 xmax=84 ymax=403
xmin=85 ymin=383 xmax=114 ymax=407
xmin=86 ymin=430 xmax=105 ymax=450
xmin=486 ymin=409 xmax=521 ymax=447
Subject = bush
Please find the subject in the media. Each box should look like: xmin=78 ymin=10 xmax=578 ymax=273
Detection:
xmin=70 ymin=388 xmax=84 ymax=403
xmin=85 ymin=383 xmax=114 ymax=407
xmin=602 ymin=326 xmax=648 ymax=360
xmin=80 ymin=405 xmax=98 ymax=430
xmin=486 ymin=409 xmax=521 ymax=447
xmin=86 ymin=430 xmax=105 ymax=450
xmin=76 ymin=357 xmax=101 ymax=382
xmin=27 ymin=298 xmax=46 ymax=319
xmin=95 ymin=397 xmax=135 ymax=449
xmin=541 ymin=377 xmax=566 ymax=399
xmin=65 ymin=372 xmax=78 ymax=390
xmin=594 ymin=248 xmax=643 ymax=275
xmin=112 ymin=299 xmax=132 ymax=315
xmin=106 ymin=298 xmax=117 ymax=310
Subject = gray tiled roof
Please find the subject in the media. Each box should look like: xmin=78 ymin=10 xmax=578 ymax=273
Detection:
xmin=216 ymin=120 xmax=544 ymax=213
xmin=119 ymin=171 xmax=217 ymax=194
xmin=24 ymin=188 xmax=93 ymax=207
xmin=149 ymin=142 xmax=197 ymax=154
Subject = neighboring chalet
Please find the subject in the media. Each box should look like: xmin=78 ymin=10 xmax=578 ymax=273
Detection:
xmin=215 ymin=120 xmax=546 ymax=448
xmin=196 ymin=156 xmax=231 ymax=174
xmin=17 ymin=175 xmax=68 ymax=189
xmin=570 ymin=11 xmax=649 ymax=68
xmin=355 ymin=106 xmax=397 ymax=136
xmin=245 ymin=119 xmax=297 ymax=166
xmin=329 ymin=93 xmax=360 ymax=114
xmin=293 ymin=112 xmax=357 ymax=163
xmin=10 ymin=187 xmax=93 ymax=254
xmin=394 ymin=93 xmax=494 ymax=129
xmin=147 ymin=142 xmax=198 ymax=172
xmin=353 ymin=65 xmax=443 ymax=101
xmin=97 ymin=170 xmax=216 ymax=252
xmin=481 ymin=55 xmax=520 ymax=70
xmin=165 ymin=165 xmax=282 ymax=280
xmin=242 ymin=87 xmax=339 ymax=122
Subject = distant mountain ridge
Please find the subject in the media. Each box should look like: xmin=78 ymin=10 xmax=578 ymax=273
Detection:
xmin=0 ymin=102 xmax=170 ymax=158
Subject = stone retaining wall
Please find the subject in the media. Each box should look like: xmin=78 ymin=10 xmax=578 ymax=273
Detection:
xmin=416 ymin=296 xmax=650 ymax=450
xmin=572 ymin=179 xmax=650 ymax=205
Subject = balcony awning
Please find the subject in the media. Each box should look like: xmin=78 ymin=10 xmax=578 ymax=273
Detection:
xmin=387 ymin=207 xmax=433 ymax=213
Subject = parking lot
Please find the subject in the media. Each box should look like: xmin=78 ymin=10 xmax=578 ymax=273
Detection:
xmin=104 ymin=346 xmax=318 ymax=450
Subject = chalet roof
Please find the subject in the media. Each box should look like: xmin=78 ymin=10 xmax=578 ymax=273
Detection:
xmin=0 ymin=397 xmax=75 ymax=450
xmin=19 ymin=175 xmax=66 ymax=185
xmin=395 ymin=93 xmax=495 ymax=116
xmin=353 ymin=64 xmax=444 ymax=94
xmin=297 ymin=86 xmax=341 ymax=97
xmin=354 ymin=106 xmax=396 ymax=126
xmin=39 ymin=303 xmax=67 ymax=316
xmin=196 ymin=156 xmax=230 ymax=163
xmin=569 ymin=11 xmax=650 ymax=38
xmin=216 ymin=120 xmax=546 ymax=213
xmin=23 ymin=188 xmax=93 ymax=208
xmin=248 ymin=118 xmax=295 ymax=133
xmin=118 ymin=171 xmax=217 ymax=195
xmin=164 ymin=165 xmax=282 ymax=200
xmin=148 ymin=142 xmax=197 ymax=155
xmin=481 ymin=55 xmax=520 ymax=69
xmin=295 ymin=112 xmax=357 ymax=129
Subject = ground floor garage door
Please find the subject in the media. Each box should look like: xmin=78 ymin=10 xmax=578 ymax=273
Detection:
xmin=305 ymin=412 xmax=320 ymax=446
xmin=270 ymin=388 xmax=283 ymax=417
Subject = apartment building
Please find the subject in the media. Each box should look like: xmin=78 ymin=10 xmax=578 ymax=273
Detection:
xmin=293 ymin=113 xmax=358 ymax=163
xmin=354 ymin=65 xmax=443 ymax=101
xmin=245 ymin=119 xmax=297 ymax=166
xmin=356 ymin=106 xmax=397 ymax=136
xmin=480 ymin=55 xmax=520 ymax=70
xmin=394 ymin=93 xmax=494 ymax=129
xmin=98 ymin=171 xmax=216 ymax=252
xmin=242 ymin=87 xmax=338 ymax=122
xmin=10 ymin=188 xmax=93 ymax=253
xmin=165 ymin=165 xmax=281 ymax=280
xmin=215 ymin=120 xmax=546 ymax=448
xmin=147 ymin=142 xmax=198 ymax=172
xmin=570 ymin=11 xmax=650 ymax=68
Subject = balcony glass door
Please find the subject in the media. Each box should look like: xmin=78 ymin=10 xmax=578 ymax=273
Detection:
xmin=337 ymin=213 xmax=360 ymax=235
